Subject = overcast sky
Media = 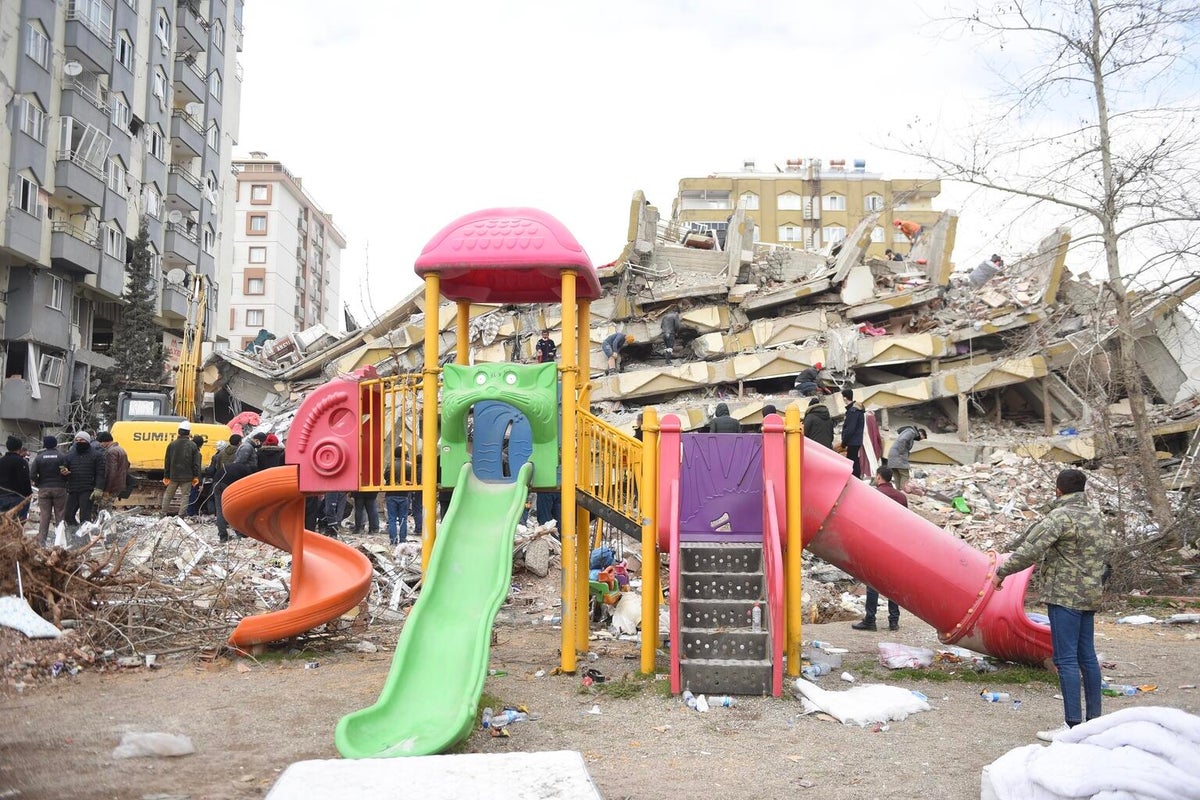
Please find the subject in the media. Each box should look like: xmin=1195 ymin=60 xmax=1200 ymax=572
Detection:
xmin=235 ymin=1 xmax=1195 ymax=327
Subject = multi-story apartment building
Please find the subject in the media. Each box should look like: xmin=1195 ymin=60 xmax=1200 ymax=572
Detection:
xmin=0 ymin=0 xmax=243 ymax=439
xmin=673 ymin=158 xmax=941 ymax=257
xmin=223 ymin=153 xmax=344 ymax=350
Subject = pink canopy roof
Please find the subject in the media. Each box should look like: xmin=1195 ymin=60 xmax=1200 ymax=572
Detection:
xmin=413 ymin=208 xmax=602 ymax=303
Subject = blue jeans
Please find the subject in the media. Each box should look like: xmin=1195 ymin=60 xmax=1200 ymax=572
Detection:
xmin=386 ymin=493 xmax=423 ymax=543
xmin=1047 ymin=603 xmax=1102 ymax=726
xmin=864 ymin=586 xmax=899 ymax=626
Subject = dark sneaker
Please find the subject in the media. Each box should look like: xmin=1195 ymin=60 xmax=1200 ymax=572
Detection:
xmin=889 ymin=622 xmax=900 ymax=631
xmin=851 ymin=620 xmax=877 ymax=631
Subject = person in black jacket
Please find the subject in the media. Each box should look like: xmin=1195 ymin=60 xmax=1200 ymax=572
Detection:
xmin=803 ymin=398 xmax=835 ymax=449
xmin=0 ymin=435 xmax=32 ymax=521
xmin=840 ymin=389 xmax=866 ymax=478
xmin=30 ymin=436 xmax=68 ymax=545
xmin=63 ymin=431 xmax=105 ymax=526
xmin=707 ymin=402 xmax=741 ymax=434
xmin=257 ymin=433 xmax=286 ymax=469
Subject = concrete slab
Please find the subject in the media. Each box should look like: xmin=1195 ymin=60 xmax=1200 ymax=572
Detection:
xmin=266 ymin=751 xmax=604 ymax=800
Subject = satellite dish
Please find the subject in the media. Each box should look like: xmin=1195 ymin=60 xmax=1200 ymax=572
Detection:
xmin=167 ymin=209 xmax=184 ymax=224
xmin=184 ymin=102 xmax=203 ymax=116
xmin=165 ymin=268 xmax=187 ymax=286
xmin=63 ymin=61 xmax=83 ymax=77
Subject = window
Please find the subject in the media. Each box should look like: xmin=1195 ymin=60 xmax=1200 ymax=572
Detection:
xmin=148 ymin=125 xmax=165 ymax=160
xmin=250 ymin=184 xmax=270 ymax=203
xmin=103 ymin=224 xmax=124 ymax=258
xmin=822 ymin=225 xmax=846 ymax=244
xmin=155 ymin=10 xmax=171 ymax=47
xmin=25 ymin=22 xmax=49 ymax=68
xmin=110 ymin=93 xmax=130 ymax=130
xmin=143 ymin=185 xmax=161 ymax=218
xmin=19 ymin=97 xmax=45 ymax=143
xmin=16 ymin=176 xmax=42 ymax=217
xmin=738 ymin=192 xmax=759 ymax=210
xmin=248 ymin=246 xmax=267 ymax=263
xmin=203 ymin=226 xmax=215 ymax=254
xmin=777 ymin=192 xmax=802 ymax=211
xmin=212 ymin=19 xmax=224 ymax=51
xmin=48 ymin=275 xmax=65 ymax=310
xmin=822 ymin=194 xmax=846 ymax=212
xmin=107 ymin=157 xmax=127 ymax=197
xmin=152 ymin=68 xmax=167 ymax=108
xmin=206 ymin=122 xmax=219 ymax=151
xmin=39 ymin=353 xmax=65 ymax=387
xmin=116 ymin=32 xmax=134 ymax=70
xmin=246 ymin=277 xmax=264 ymax=294
xmin=871 ymin=226 xmax=885 ymax=243
xmin=71 ymin=0 xmax=113 ymax=41
xmin=58 ymin=117 xmax=112 ymax=174
xmin=247 ymin=213 xmax=267 ymax=234
xmin=778 ymin=225 xmax=803 ymax=243
xmin=209 ymin=70 xmax=222 ymax=100
xmin=864 ymin=194 xmax=885 ymax=212
xmin=245 ymin=309 xmax=264 ymax=327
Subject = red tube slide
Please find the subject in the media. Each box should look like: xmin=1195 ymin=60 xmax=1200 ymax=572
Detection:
xmin=801 ymin=443 xmax=1052 ymax=666
xmin=223 ymin=466 xmax=373 ymax=648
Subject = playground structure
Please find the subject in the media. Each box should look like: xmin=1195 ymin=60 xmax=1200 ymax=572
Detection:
xmin=219 ymin=207 xmax=1055 ymax=759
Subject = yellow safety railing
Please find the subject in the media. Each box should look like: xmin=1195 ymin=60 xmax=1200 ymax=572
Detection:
xmin=575 ymin=407 xmax=643 ymax=528
xmin=357 ymin=373 xmax=425 ymax=492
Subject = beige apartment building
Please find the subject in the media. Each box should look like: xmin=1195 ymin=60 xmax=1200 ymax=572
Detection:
xmin=672 ymin=158 xmax=941 ymax=257
xmin=222 ymin=154 xmax=344 ymax=351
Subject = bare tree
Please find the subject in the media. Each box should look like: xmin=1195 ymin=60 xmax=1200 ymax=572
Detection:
xmin=899 ymin=0 xmax=1200 ymax=531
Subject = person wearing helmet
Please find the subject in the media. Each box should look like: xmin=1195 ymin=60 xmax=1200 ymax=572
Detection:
xmin=601 ymin=331 xmax=634 ymax=375
xmin=794 ymin=362 xmax=825 ymax=397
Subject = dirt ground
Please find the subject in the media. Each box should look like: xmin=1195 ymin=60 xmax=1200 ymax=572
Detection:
xmin=3 ymin=596 xmax=1199 ymax=800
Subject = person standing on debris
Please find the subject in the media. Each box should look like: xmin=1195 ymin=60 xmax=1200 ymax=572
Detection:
xmin=350 ymin=488 xmax=381 ymax=535
xmin=602 ymin=331 xmax=634 ymax=375
xmin=660 ymin=310 xmax=682 ymax=364
xmin=323 ymin=491 xmax=348 ymax=537
xmin=161 ymin=423 xmax=201 ymax=516
xmin=707 ymin=402 xmax=742 ymax=433
xmin=96 ymin=431 xmax=130 ymax=504
xmin=64 ymin=431 xmax=105 ymax=527
xmin=213 ymin=435 xmax=242 ymax=542
xmin=893 ymin=218 xmax=924 ymax=250
xmin=794 ymin=362 xmax=825 ymax=396
xmin=803 ymin=397 xmax=835 ymax=449
xmin=992 ymin=468 xmax=1107 ymax=741
xmin=0 ymin=435 xmax=32 ymax=520
xmin=852 ymin=466 xmax=908 ymax=632
xmin=258 ymin=433 xmax=286 ymax=470
xmin=840 ymin=389 xmax=865 ymax=479
xmin=30 ymin=436 xmax=68 ymax=545
xmin=885 ymin=425 xmax=927 ymax=492
xmin=534 ymin=329 xmax=557 ymax=364
xmin=883 ymin=248 xmax=904 ymax=262
xmin=384 ymin=445 xmax=417 ymax=545
xmin=185 ymin=434 xmax=208 ymax=516
xmin=969 ymin=254 xmax=1005 ymax=288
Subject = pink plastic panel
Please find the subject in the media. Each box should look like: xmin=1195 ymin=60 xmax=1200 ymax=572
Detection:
xmin=657 ymin=414 xmax=682 ymax=550
xmin=414 ymin=208 xmax=601 ymax=302
xmin=286 ymin=366 xmax=378 ymax=493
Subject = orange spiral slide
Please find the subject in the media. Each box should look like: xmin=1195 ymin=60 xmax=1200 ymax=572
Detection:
xmin=222 ymin=466 xmax=374 ymax=648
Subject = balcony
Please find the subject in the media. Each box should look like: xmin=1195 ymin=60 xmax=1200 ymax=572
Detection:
xmin=175 ymin=0 xmax=210 ymax=52
xmin=173 ymin=55 xmax=206 ymax=104
xmin=164 ymin=221 xmax=199 ymax=265
xmin=51 ymin=222 xmax=101 ymax=275
xmin=53 ymin=152 xmax=105 ymax=207
xmin=0 ymin=378 xmax=62 ymax=425
xmin=167 ymin=164 xmax=202 ymax=211
xmin=160 ymin=280 xmax=190 ymax=322
xmin=233 ymin=15 xmax=243 ymax=51
xmin=93 ymin=251 xmax=127 ymax=299
xmin=65 ymin=0 xmax=114 ymax=72
xmin=170 ymin=110 xmax=204 ymax=157
xmin=60 ymin=76 xmax=110 ymax=132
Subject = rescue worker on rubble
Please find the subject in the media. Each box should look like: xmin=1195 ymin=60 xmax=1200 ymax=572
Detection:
xmin=803 ymin=397 xmax=835 ymax=449
xmin=707 ymin=402 xmax=741 ymax=434
xmin=893 ymin=218 xmax=924 ymax=251
xmin=660 ymin=310 xmax=682 ymax=364
xmin=64 ymin=431 xmax=105 ymax=527
xmin=884 ymin=425 xmax=927 ymax=492
xmin=161 ymin=423 xmax=201 ymax=517
xmin=794 ymin=363 xmax=825 ymax=397
xmin=969 ymin=254 xmax=1005 ymax=288
xmin=534 ymin=329 xmax=557 ymax=364
xmin=602 ymin=331 xmax=634 ymax=375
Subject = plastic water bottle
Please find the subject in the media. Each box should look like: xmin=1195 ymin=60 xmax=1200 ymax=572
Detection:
xmin=751 ymin=602 xmax=762 ymax=633
xmin=714 ymin=695 xmax=735 ymax=707
xmin=694 ymin=694 xmax=710 ymax=712
xmin=808 ymin=640 xmax=830 ymax=651
xmin=490 ymin=710 xmax=527 ymax=727
xmin=801 ymin=663 xmax=831 ymax=679
xmin=682 ymin=690 xmax=698 ymax=710
xmin=481 ymin=707 xmax=494 ymax=728
xmin=980 ymin=691 xmax=1010 ymax=702
xmin=1102 ymin=684 xmax=1138 ymax=697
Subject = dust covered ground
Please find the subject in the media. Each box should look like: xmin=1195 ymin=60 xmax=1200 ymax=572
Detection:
xmin=3 ymin=605 xmax=1198 ymax=800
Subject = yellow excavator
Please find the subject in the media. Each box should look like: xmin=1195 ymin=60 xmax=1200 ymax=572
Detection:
xmin=110 ymin=274 xmax=229 ymax=506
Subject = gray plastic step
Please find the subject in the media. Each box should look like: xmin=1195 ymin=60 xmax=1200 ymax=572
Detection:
xmin=680 ymin=542 xmax=762 ymax=574
xmin=681 ymin=572 xmax=764 ymax=601
xmin=679 ymin=599 xmax=767 ymax=629
xmin=680 ymin=628 xmax=768 ymax=661
xmin=681 ymin=658 xmax=773 ymax=696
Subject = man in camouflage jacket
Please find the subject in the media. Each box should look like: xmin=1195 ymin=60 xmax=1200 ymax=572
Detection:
xmin=993 ymin=468 xmax=1107 ymax=741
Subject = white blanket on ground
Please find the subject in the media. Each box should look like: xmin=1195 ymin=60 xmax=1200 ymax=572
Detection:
xmin=982 ymin=707 xmax=1200 ymax=800
xmin=792 ymin=678 xmax=931 ymax=726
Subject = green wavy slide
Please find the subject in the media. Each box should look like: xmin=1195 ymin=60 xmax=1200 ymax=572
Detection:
xmin=335 ymin=462 xmax=533 ymax=758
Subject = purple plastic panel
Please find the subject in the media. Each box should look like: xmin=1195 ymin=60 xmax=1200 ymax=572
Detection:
xmin=678 ymin=434 xmax=764 ymax=542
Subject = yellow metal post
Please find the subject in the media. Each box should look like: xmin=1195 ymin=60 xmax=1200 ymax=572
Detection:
xmin=577 ymin=300 xmax=591 ymax=409
xmin=574 ymin=298 xmax=592 ymax=649
xmin=559 ymin=270 xmax=579 ymax=673
xmin=575 ymin=507 xmax=590 ymax=646
xmin=420 ymin=276 xmax=441 ymax=573
xmin=784 ymin=404 xmax=804 ymax=676
xmin=639 ymin=408 xmax=660 ymax=675
xmin=455 ymin=301 xmax=470 ymax=365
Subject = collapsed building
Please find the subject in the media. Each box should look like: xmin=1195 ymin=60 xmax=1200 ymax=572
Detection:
xmin=202 ymin=196 xmax=1200 ymax=483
